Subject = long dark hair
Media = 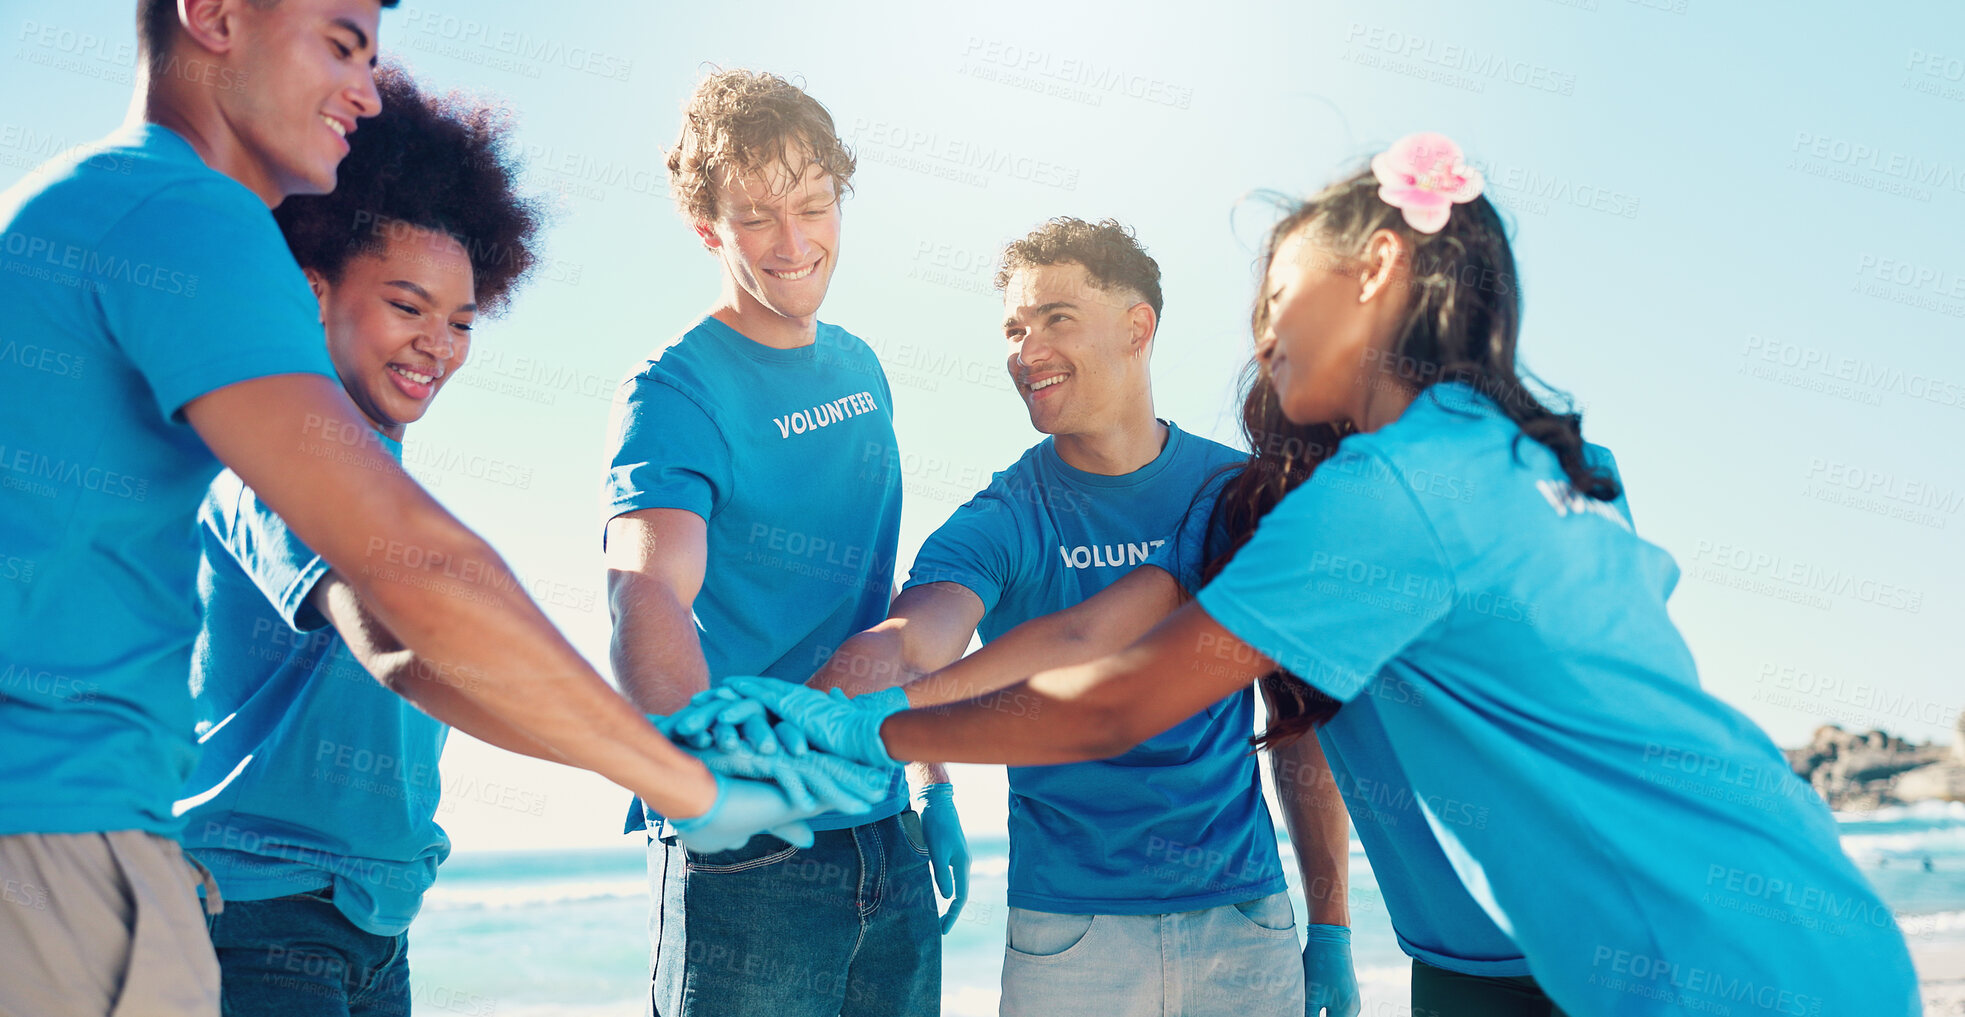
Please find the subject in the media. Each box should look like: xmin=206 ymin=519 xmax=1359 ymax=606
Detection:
xmin=1200 ymin=363 xmax=1347 ymax=750
xmin=1211 ymin=169 xmax=1618 ymax=750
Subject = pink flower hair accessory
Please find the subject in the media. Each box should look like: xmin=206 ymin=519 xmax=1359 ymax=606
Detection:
xmin=1370 ymin=132 xmax=1484 ymax=234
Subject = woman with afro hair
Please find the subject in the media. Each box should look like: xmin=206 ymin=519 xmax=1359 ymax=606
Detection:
xmin=177 ymin=65 xmax=556 ymax=1015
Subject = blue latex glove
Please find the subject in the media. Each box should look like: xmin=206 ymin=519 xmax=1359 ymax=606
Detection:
xmin=691 ymin=747 xmax=886 ymax=815
xmin=916 ymin=783 xmax=970 ymax=934
xmin=660 ymin=688 xmax=781 ymax=753
xmin=1301 ymin=924 xmax=1360 ymax=1017
xmin=722 ymin=678 xmax=908 ymax=768
xmin=668 ymin=772 xmax=820 ymax=853
xmin=645 ymin=714 xmax=883 ymax=814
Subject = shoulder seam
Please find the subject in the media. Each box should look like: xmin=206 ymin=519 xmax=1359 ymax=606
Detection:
xmin=622 ymin=372 xmax=736 ymax=506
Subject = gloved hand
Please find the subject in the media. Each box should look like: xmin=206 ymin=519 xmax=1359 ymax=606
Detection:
xmin=646 ymin=714 xmax=885 ymax=815
xmin=722 ymin=678 xmax=908 ymax=769
xmin=916 ymin=783 xmax=970 ymax=934
xmin=1301 ymin=924 xmax=1360 ymax=1017
xmin=667 ymin=772 xmax=820 ymax=854
xmin=657 ymin=688 xmax=784 ymax=754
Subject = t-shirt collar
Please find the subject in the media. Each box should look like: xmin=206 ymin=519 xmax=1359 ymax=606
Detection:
xmin=1040 ymin=420 xmax=1184 ymax=490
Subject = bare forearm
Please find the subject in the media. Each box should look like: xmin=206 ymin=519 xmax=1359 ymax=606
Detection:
xmin=607 ymin=575 xmax=711 ymax=716
xmin=379 ymin=652 xmax=560 ymax=762
xmin=904 ymin=612 xmax=1077 ymax=708
xmin=909 ymin=761 xmax=951 ymax=786
xmin=810 ymin=627 xmax=921 ymax=698
xmin=317 ymin=576 xmax=565 ymax=763
xmin=185 ymin=380 xmax=712 ymax=815
xmin=346 ymin=525 xmax=713 ymax=817
xmin=884 ymin=602 xmax=1274 ymax=768
xmin=886 ymin=650 xmax=1160 ymax=766
xmin=1269 ymin=731 xmax=1352 ymax=927
xmin=907 ymin=566 xmax=1180 ymax=708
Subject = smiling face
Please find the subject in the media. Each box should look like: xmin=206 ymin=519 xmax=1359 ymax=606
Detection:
xmin=218 ymin=0 xmax=385 ymax=199
xmin=308 ymin=226 xmax=477 ymax=439
xmin=697 ymin=156 xmax=841 ymax=326
xmin=1256 ymin=226 xmax=1411 ymax=428
xmin=1001 ymin=261 xmax=1153 ymax=437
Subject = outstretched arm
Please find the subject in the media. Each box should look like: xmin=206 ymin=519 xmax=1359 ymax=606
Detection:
xmin=810 ymin=582 xmax=983 ymax=698
xmin=186 ymin=374 xmax=715 ymax=818
xmin=883 ymin=600 xmax=1274 ymax=765
xmin=311 ymin=572 xmax=558 ymax=762
xmin=903 ymin=565 xmax=1186 ymax=708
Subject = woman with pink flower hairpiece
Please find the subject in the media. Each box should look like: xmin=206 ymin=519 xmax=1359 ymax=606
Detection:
xmin=687 ymin=132 xmax=1923 ymax=1016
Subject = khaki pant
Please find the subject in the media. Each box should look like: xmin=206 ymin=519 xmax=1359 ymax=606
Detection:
xmin=0 ymin=831 xmax=220 ymax=1017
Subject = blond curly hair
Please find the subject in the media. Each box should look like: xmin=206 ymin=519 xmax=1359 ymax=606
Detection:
xmin=667 ymin=68 xmax=857 ymax=223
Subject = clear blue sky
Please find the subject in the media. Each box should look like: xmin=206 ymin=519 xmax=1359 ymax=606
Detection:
xmin=5 ymin=0 xmax=1960 ymax=850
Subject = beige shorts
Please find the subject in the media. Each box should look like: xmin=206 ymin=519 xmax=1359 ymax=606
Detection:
xmin=0 ymin=830 xmax=221 ymax=1017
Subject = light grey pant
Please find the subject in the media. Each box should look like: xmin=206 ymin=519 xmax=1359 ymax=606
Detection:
xmin=999 ymin=892 xmax=1304 ymax=1017
xmin=0 ymin=831 xmax=220 ymax=1017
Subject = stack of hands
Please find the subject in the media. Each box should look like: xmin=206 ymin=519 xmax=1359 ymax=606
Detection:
xmin=650 ymin=681 xmax=971 ymax=934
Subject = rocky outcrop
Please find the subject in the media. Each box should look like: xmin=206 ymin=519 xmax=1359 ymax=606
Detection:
xmin=1784 ymin=723 xmax=1960 ymax=811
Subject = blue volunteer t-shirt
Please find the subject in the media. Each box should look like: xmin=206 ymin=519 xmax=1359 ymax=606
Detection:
xmin=178 ymin=436 xmax=451 ymax=937
xmin=1194 ymin=382 xmax=1920 ymax=1016
xmin=606 ymin=316 xmax=906 ymax=831
xmin=906 ymin=424 xmax=1286 ymax=914
xmin=0 ymin=123 xmax=334 ymax=837
xmin=1154 ymin=442 xmax=1622 ymax=977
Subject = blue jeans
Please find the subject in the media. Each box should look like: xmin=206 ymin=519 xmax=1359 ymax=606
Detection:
xmin=204 ymin=885 xmax=410 ymax=1017
xmin=647 ymin=810 xmax=940 ymax=1016
xmin=998 ymin=892 xmax=1303 ymax=1017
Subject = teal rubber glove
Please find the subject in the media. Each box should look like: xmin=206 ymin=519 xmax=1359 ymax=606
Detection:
xmin=916 ymin=783 xmax=970 ymax=934
xmin=659 ymin=688 xmax=781 ymax=753
xmin=667 ymin=772 xmax=818 ymax=853
xmin=646 ymin=713 xmax=883 ymax=814
xmin=722 ymin=678 xmax=907 ymax=769
xmin=1302 ymin=924 xmax=1360 ymax=1017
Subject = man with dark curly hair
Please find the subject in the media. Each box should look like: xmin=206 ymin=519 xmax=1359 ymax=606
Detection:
xmin=808 ymin=218 xmax=1358 ymax=1017
xmin=603 ymin=69 xmax=957 ymax=1016
xmin=0 ymin=6 xmax=812 ymax=1014
xmin=171 ymin=64 xmax=556 ymax=1015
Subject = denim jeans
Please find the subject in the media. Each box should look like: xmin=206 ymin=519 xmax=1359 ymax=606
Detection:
xmin=998 ymin=892 xmax=1303 ymax=1017
xmin=204 ymin=885 xmax=410 ymax=1017
xmin=646 ymin=810 xmax=940 ymax=1017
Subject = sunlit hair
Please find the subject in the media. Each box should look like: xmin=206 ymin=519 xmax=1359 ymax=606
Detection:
xmin=136 ymin=0 xmax=402 ymax=78
xmin=667 ymin=68 xmax=856 ymax=223
xmin=994 ymin=217 xmax=1164 ymax=325
xmin=1209 ymin=171 xmax=1618 ymax=749
xmin=274 ymin=64 xmax=546 ymax=316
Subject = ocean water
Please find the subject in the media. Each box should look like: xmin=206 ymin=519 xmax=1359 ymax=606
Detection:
xmin=404 ymin=802 xmax=1965 ymax=1016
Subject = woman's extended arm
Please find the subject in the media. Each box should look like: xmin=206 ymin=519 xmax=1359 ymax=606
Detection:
xmin=883 ymin=600 xmax=1275 ymax=765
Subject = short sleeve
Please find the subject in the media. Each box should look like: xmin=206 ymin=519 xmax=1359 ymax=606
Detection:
xmin=93 ymin=181 xmax=333 ymax=419
xmin=604 ymin=373 xmax=732 ymax=531
xmin=199 ymin=470 xmax=332 ymax=632
xmin=903 ymin=492 xmax=1021 ymax=615
xmin=1195 ymin=446 xmax=1455 ymax=703
xmin=1146 ymin=468 xmax=1238 ymax=593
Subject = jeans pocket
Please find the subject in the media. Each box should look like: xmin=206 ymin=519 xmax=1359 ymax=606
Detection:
xmin=683 ymin=837 xmax=798 ymax=874
xmin=1004 ymin=908 xmax=1098 ymax=960
xmin=1227 ymin=893 xmax=1298 ymax=938
xmin=898 ymin=810 xmax=931 ymax=857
